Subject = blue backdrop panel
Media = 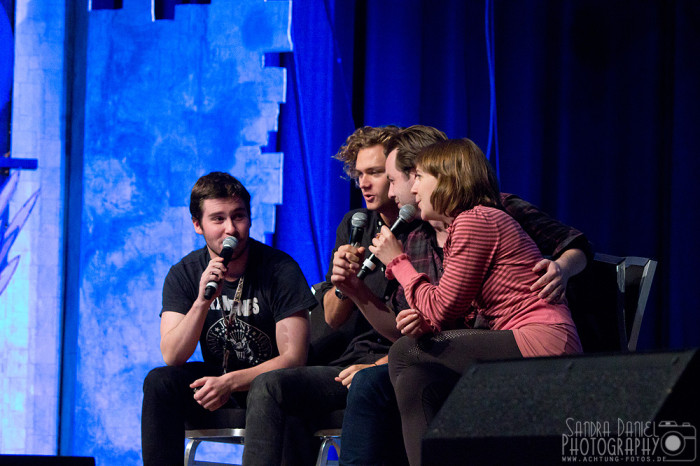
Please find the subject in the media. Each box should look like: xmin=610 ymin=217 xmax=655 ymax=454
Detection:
xmin=67 ymin=1 xmax=291 ymax=463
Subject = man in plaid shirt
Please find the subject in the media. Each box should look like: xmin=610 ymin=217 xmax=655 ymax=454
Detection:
xmin=338 ymin=125 xmax=592 ymax=466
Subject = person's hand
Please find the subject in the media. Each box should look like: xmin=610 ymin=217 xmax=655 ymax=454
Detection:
xmin=531 ymin=258 xmax=570 ymax=303
xmin=330 ymin=245 xmax=365 ymax=296
xmin=334 ymin=363 xmax=374 ymax=389
xmin=368 ymin=225 xmax=403 ymax=266
xmin=199 ymin=256 xmax=227 ymax=301
xmin=396 ymin=309 xmax=431 ymax=338
xmin=190 ymin=375 xmax=233 ymax=411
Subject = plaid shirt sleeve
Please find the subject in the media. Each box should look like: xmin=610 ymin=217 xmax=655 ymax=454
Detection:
xmin=389 ymin=222 xmax=444 ymax=313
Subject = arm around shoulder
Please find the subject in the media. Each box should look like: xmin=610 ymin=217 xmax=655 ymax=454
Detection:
xmin=531 ymin=248 xmax=588 ymax=303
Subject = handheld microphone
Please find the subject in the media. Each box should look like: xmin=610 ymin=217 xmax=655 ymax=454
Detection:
xmin=334 ymin=212 xmax=369 ymax=301
xmin=204 ymin=236 xmax=238 ymax=300
xmin=349 ymin=212 xmax=368 ymax=247
xmin=357 ymin=204 xmax=417 ymax=280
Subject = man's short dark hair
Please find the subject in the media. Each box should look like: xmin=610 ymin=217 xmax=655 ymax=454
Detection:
xmin=334 ymin=125 xmax=400 ymax=178
xmin=384 ymin=125 xmax=448 ymax=177
xmin=189 ymin=171 xmax=251 ymax=221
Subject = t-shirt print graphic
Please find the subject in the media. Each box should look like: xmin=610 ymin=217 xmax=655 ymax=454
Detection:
xmin=206 ymin=317 xmax=273 ymax=369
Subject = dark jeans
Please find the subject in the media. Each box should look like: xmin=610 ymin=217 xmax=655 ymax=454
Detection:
xmin=141 ymin=362 xmax=247 ymax=466
xmin=388 ymin=330 xmax=523 ymax=466
xmin=340 ymin=364 xmax=408 ymax=466
xmin=242 ymin=365 xmax=349 ymax=466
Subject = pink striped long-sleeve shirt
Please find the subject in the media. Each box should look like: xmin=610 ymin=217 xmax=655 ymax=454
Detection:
xmin=386 ymin=206 xmax=579 ymax=356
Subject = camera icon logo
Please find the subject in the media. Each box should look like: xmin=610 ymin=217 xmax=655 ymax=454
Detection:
xmin=657 ymin=421 xmax=696 ymax=462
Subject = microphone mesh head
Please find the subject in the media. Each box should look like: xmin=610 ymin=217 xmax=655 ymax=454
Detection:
xmin=398 ymin=204 xmax=417 ymax=222
xmin=222 ymin=236 xmax=238 ymax=250
xmin=351 ymin=212 xmax=368 ymax=228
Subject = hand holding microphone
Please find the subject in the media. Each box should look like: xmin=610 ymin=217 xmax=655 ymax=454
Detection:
xmin=203 ymin=236 xmax=238 ymax=300
xmin=358 ymin=204 xmax=417 ymax=279
xmin=332 ymin=212 xmax=368 ymax=299
xmin=369 ymin=225 xmax=405 ymax=266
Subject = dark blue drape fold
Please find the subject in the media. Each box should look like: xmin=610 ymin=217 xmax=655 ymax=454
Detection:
xmin=274 ymin=0 xmax=356 ymax=284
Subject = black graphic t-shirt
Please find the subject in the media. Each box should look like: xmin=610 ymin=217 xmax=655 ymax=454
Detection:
xmin=161 ymin=239 xmax=316 ymax=372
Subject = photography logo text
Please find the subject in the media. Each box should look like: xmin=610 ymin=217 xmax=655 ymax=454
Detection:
xmin=562 ymin=418 xmax=696 ymax=462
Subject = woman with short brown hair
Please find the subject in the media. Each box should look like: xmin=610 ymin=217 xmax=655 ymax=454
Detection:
xmin=369 ymin=138 xmax=582 ymax=465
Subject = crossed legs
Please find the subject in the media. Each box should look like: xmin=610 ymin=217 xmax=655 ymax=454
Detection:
xmin=388 ymin=330 xmax=523 ymax=465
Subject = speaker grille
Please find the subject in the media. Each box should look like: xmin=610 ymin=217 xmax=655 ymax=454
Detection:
xmin=423 ymin=350 xmax=699 ymax=465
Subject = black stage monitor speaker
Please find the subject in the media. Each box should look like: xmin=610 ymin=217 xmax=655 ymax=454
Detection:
xmin=422 ymin=350 xmax=699 ymax=465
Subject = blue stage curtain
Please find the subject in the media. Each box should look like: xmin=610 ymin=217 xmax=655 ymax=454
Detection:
xmin=276 ymin=0 xmax=700 ymax=350
xmin=0 ymin=0 xmax=13 ymax=159
xmin=273 ymin=0 xmax=357 ymax=284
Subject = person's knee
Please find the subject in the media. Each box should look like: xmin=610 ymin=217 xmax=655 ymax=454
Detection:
xmin=248 ymin=368 xmax=294 ymax=405
xmin=349 ymin=366 xmax=378 ymax=391
xmin=346 ymin=369 xmax=372 ymax=407
xmin=388 ymin=336 xmax=421 ymax=383
xmin=143 ymin=365 xmax=177 ymax=395
xmin=249 ymin=366 xmax=342 ymax=420
xmin=348 ymin=366 xmax=390 ymax=403
xmin=388 ymin=336 xmax=417 ymax=364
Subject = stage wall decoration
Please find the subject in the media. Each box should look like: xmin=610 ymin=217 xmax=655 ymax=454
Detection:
xmin=1 ymin=1 xmax=292 ymax=464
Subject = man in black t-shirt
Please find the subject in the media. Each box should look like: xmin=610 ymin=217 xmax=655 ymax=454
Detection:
xmin=241 ymin=125 xmax=411 ymax=466
xmin=141 ymin=172 xmax=316 ymax=466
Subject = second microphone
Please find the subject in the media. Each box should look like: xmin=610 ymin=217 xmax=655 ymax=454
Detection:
xmin=357 ymin=204 xmax=417 ymax=280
